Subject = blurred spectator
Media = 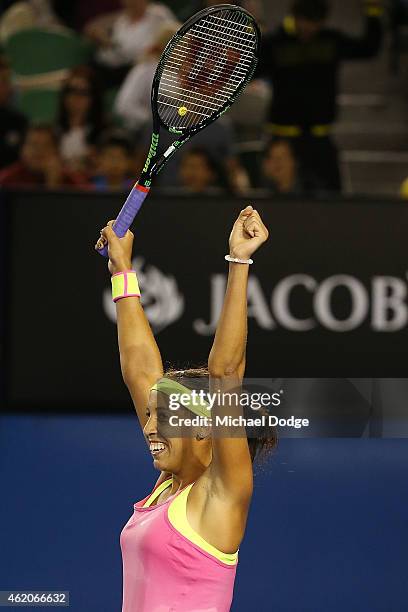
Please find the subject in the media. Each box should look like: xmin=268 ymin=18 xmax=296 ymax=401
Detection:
xmin=91 ymin=132 xmax=134 ymax=190
xmin=390 ymin=0 xmax=408 ymax=72
xmin=56 ymin=66 xmax=104 ymax=173
xmin=137 ymin=118 xmax=250 ymax=194
xmin=257 ymin=0 xmax=384 ymax=192
xmin=52 ymin=0 xmax=120 ymax=32
xmin=85 ymin=0 xmax=175 ymax=88
xmin=0 ymin=57 xmax=27 ymax=170
xmin=241 ymin=0 xmax=264 ymax=22
xmin=205 ymin=0 xmax=264 ymax=23
xmin=51 ymin=0 xmax=184 ymax=31
xmin=114 ymin=22 xmax=179 ymax=132
xmin=0 ymin=125 xmax=85 ymax=188
xmin=0 ymin=0 xmax=64 ymax=43
xmin=227 ymin=79 xmax=272 ymax=141
xmin=260 ymin=139 xmax=303 ymax=195
xmin=177 ymin=148 xmax=226 ymax=194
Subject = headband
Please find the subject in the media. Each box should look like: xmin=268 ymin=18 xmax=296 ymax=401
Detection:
xmin=150 ymin=377 xmax=211 ymax=419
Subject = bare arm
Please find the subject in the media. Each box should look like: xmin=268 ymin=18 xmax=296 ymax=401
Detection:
xmin=99 ymin=222 xmax=163 ymax=429
xmin=188 ymin=207 xmax=269 ymax=554
xmin=208 ymin=262 xmax=248 ymax=380
xmin=208 ymin=207 xmax=269 ymax=500
xmin=209 ymin=206 xmax=268 ymax=379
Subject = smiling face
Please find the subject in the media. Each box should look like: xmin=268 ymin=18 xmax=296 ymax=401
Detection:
xmin=144 ymin=390 xmax=211 ymax=474
xmin=144 ymin=390 xmax=188 ymax=472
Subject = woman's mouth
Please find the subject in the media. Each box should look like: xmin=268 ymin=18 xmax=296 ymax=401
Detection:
xmin=149 ymin=441 xmax=167 ymax=457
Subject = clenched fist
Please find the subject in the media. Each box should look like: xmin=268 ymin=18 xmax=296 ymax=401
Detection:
xmin=229 ymin=206 xmax=269 ymax=261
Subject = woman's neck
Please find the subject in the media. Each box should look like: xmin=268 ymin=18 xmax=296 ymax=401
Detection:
xmin=169 ymin=456 xmax=211 ymax=494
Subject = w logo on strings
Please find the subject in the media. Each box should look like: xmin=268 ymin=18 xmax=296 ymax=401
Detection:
xmin=180 ymin=36 xmax=241 ymax=97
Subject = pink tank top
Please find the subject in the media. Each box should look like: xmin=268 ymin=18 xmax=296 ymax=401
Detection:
xmin=120 ymin=480 xmax=238 ymax=612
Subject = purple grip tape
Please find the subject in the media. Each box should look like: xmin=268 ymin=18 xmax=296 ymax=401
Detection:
xmin=97 ymin=185 xmax=149 ymax=257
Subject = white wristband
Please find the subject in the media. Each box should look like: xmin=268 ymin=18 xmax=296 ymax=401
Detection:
xmin=225 ymin=254 xmax=253 ymax=265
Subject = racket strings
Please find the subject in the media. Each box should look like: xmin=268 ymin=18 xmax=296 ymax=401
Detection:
xmin=159 ymin=14 xmax=253 ymax=124
xmin=184 ymin=12 xmax=255 ymax=73
xmin=194 ymin=19 xmax=255 ymax=51
xmin=175 ymin=39 xmax=252 ymax=82
xmin=160 ymin=44 xmax=246 ymax=126
xmin=180 ymin=15 xmax=253 ymax=89
xmin=158 ymin=79 xmax=227 ymax=112
xmin=157 ymin=8 xmax=257 ymax=130
xmin=162 ymin=45 xmax=253 ymax=93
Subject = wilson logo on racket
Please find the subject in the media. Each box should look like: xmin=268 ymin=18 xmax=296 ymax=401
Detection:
xmin=179 ymin=40 xmax=241 ymax=97
xmin=143 ymin=133 xmax=160 ymax=174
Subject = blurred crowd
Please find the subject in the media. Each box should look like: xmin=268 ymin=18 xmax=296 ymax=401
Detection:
xmin=0 ymin=0 xmax=393 ymax=197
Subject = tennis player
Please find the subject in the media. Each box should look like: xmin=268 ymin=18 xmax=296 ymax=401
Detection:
xmin=99 ymin=205 xmax=275 ymax=611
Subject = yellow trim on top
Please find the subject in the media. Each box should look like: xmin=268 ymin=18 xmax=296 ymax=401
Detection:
xmin=168 ymin=484 xmax=238 ymax=566
xmin=142 ymin=478 xmax=172 ymax=508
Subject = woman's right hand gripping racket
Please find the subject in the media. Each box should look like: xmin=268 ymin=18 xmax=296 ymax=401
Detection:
xmin=95 ymin=3 xmax=260 ymax=256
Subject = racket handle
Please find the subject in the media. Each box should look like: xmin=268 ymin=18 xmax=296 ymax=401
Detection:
xmin=96 ymin=184 xmax=150 ymax=258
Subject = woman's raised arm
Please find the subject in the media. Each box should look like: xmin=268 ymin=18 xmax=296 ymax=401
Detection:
xmin=208 ymin=206 xmax=269 ymax=499
xmin=99 ymin=221 xmax=163 ymax=429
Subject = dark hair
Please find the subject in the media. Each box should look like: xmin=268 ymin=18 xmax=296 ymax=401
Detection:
xmin=165 ymin=366 xmax=278 ymax=463
xmin=57 ymin=65 xmax=103 ymax=144
xmin=292 ymin=0 xmax=329 ymax=21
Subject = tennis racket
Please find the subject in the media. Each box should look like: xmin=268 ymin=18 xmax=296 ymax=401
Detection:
xmin=96 ymin=3 xmax=261 ymax=257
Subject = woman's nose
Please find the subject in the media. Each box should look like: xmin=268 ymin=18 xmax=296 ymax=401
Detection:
xmin=144 ymin=415 xmax=158 ymax=436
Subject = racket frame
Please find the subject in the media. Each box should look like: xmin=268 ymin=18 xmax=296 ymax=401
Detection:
xmin=138 ymin=3 xmax=261 ymax=189
xmin=96 ymin=4 xmax=260 ymax=256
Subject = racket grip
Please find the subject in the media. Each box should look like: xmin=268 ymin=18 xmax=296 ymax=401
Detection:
xmin=97 ymin=184 xmax=150 ymax=258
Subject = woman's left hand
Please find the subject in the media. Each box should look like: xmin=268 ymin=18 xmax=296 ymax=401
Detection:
xmin=229 ymin=205 xmax=269 ymax=260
